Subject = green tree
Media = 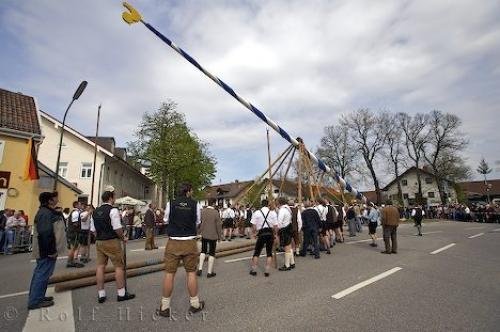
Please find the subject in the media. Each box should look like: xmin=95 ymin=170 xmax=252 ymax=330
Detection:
xmin=477 ymin=158 xmax=492 ymax=203
xmin=128 ymin=101 xmax=217 ymax=200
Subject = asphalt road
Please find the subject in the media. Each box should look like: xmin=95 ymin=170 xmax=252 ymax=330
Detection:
xmin=1 ymin=220 xmax=499 ymax=332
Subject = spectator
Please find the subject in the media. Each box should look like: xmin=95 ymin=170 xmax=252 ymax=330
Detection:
xmin=133 ymin=211 xmax=143 ymax=240
xmin=4 ymin=210 xmax=26 ymax=255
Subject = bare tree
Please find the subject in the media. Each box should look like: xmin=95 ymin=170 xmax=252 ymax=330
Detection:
xmin=398 ymin=112 xmax=429 ymax=204
xmin=384 ymin=113 xmax=407 ymax=205
xmin=423 ymin=110 xmax=468 ymax=203
xmin=341 ymin=109 xmax=389 ymax=203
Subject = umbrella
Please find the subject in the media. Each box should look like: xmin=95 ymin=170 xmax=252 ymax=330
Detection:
xmin=115 ymin=196 xmax=147 ymax=206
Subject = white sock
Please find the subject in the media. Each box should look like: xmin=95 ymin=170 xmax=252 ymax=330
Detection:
xmin=190 ymin=296 xmax=200 ymax=309
xmin=117 ymin=288 xmax=126 ymax=297
xmin=295 ymin=247 xmax=300 ymax=254
xmin=198 ymin=253 xmax=206 ymax=271
xmin=289 ymin=250 xmax=295 ymax=265
xmin=284 ymin=252 xmax=291 ymax=268
xmin=161 ymin=297 xmax=170 ymax=311
xmin=207 ymin=256 xmax=215 ymax=274
xmin=98 ymin=289 xmax=106 ymax=298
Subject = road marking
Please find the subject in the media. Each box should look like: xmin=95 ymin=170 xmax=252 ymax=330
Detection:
xmin=30 ymin=256 xmax=68 ymax=263
xmin=23 ymin=287 xmax=75 ymax=332
xmin=331 ymin=267 xmax=403 ymax=299
xmin=346 ymin=239 xmax=376 ymax=244
xmin=492 ymin=228 xmax=500 ymax=232
xmin=131 ymin=246 xmax=165 ymax=252
xmin=465 ymin=227 xmax=485 ymax=230
xmin=430 ymin=243 xmax=456 ymax=254
xmin=225 ymin=252 xmax=284 ymax=263
xmin=0 ymin=290 xmax=29 ymax=300
xmin=468 ymin=233 xmax=484 ymax=239
xmin=421 ymin=231 xmax=443 ymax=235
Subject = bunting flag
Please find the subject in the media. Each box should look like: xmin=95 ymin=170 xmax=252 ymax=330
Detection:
xmin=121 ymin=2 xmax=366 ymax=202
xmin=23 ymin=138 xmax=39 ymax=181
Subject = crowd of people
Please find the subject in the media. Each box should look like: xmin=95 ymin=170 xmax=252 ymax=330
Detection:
xmin=0 ymin=209 xmax=29 ymax=255
xmin=399 ymin=203 xmax=500 ymax=223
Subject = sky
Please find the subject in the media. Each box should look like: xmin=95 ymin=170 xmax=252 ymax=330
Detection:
xmin=1 ymin=0 xmax=499 ymax=190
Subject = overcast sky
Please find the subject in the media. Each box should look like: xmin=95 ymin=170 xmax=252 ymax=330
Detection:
xmin=1 ymin=0 xmax=499 ymax=190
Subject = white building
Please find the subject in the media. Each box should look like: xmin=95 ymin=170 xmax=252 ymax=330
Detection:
xmin=383 ymin=167 xmax=457 ymax=206
xmin=38 ymin=111 xmax=156 ymax=206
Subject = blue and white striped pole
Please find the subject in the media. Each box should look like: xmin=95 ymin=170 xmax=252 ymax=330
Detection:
xmin=121 ymin=2 xmax=366 ymax=202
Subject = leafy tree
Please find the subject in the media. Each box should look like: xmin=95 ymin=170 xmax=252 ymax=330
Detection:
xmin=128 ymin=101 xmax=216 ymax=200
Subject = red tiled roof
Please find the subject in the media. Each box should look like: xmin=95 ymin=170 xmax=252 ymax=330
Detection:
xmin=459 ymin=179 xmax=500 ymax=196
xmin=0 ymin=88 xmax=41 ymax=135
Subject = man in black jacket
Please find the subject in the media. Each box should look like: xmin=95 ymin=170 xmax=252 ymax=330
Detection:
xmin=27 ymin=192 xmax=61 ymax=310
xmin=300 ymin=201 xmax=321 ymax=259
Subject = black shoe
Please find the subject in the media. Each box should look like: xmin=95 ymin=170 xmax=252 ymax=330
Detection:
xmin=278 ymin=266 xmax=291 ymax=271
xmin=380 ymin=251 xmax=391 ymax=254
xmin=188 ymin=301 xmax=205 ymax=314
xmin=156 ymin=307 xmax=170 ymax=318
xmin=418 ymin=234 xmax=423 ymax=236
xmin=249 ymin=270 xmax=257 ymax=276
xmin=98 ymin=296 xmax=107 ymax=304
xmin=207 ymin=272 xmax=216 ymax=278
xmin=391 ymin=251 xmax=398 ymax=254
xmin=246 ymin=237 xmax=251 ymax=240
xmin=326 ymin=250 xmax=331 ymax=255
xmin=264 ymin=272 xmax=270 ymax=277
xmin=196 ymin=270 xmax=202 ymax=277
xmin=369 ymin=243 xmax=377 ymax=247
xmin=228 ymin=239 xmax=232 ymax=242
xmin=66 ymin=262 xmax=84 ymax=268
xmin=28 ymin=300 xmax=54 ymax=310
xmin=290 ymin=264 xmax=296 ymax=269
xmin=117 ymin=292 xmax=136 ymax=302
xmin=314 ymin=255 xmax=320 ymax=259
xmin=43 ymin=296 xmax=54 ymax=301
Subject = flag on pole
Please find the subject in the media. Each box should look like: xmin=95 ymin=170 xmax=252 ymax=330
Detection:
xmin=23 ymin=138 xmax=39 ymax=181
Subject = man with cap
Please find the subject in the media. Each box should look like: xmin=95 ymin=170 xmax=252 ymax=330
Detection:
xmin=158 ymin=183 xmax=204 ymax=318
xmin=28 ymin=192 xmax=66 ymax=310
xmin=91 ymin=190 xmax=135 ymax=303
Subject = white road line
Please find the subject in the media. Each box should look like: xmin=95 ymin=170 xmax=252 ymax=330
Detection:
xmin=468 ymin=233 xmax=485 ymax=239
xmin=0 ymin=290 xmax=29 ymax=300
xmin=23 ymin=287 xmax=75 ymax=332
xmin=465 ymin=227 xmax=485 ymax=230
xmin=492 ymin=228 xmax=500 ymax=232
xmin=345 ymin=239 xmax=376 ymax=244
xmin=430 ymin=243 xmax=456 ymax=254
xmin=225 ymin=252 xmax=284 ymax=263
xmin=30 ymin=256 xmax=68 ymax=263
xmin=331 ymin=267 xmax=403 ymax=299
xmin=421 ymin=231 xmax=443 ymax=235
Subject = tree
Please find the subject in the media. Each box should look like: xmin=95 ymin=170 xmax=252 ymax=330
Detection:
xmin=398 ymin=112 xmax=429 ymax=204
xmin=128 ymin=101 xmax=217 ymax=200
xmin=341 ymin=109 xmax=389 ymax=203
xmin=477 ymin=158 xmax=492 ymax=203
xmin=423 ymin=110 xmax=469 ymax=203
xmin=384 ymin=113 xmax=407 ymax=205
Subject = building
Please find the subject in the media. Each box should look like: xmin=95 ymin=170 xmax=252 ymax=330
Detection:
xmin=383 ymin=167 xmax=457 ymax=206
xmin=0 ymin=88 xmax=81 ymax=220
xmin=38 ymin=111 xmax=156 ymax=206
xmin=458 ymin=179 xmax=500 ymax=204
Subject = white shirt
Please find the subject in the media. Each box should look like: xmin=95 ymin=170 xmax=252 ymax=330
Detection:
xmin=80 ymin=211 xmax=91 ymax=230
xmin=250 ymin=207 xmax=278 ymax=231
xmin=90 ymin=203 xmax=122 ymax=232
xmin=314 ymin=204 xmax=328 ymax=221
xmin=411 ymin=209 xmax=426 ymax=217
xmin=367 ymin=208 xmax=380 ymax=223
xmin=163 ymin=200 xmax=202 ymax=240
xmin=465 ymin=207 xmax=471 ymax=214
xmin=277 ymin=205 xmax=292 ymax=229
xmin=71 ymin=209 xmax=81 ymax=224
xmin=221 ymin=208 xmax=236 ymax=219
xmin=239 ymin=209 xmax=247 ymax=219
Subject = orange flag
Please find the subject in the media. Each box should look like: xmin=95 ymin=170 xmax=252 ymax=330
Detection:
xmin=24 ymin=138 xmax=39 ymax=181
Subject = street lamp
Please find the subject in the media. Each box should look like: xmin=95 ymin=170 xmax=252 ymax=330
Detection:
xmin=53 ymin=81 xmax=88 ymax=192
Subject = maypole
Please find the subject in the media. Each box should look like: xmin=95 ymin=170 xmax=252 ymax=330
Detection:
xmin=121 ymin=2 xmax=366 ymax=202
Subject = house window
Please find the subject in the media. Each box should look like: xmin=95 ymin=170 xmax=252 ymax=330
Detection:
xmin=425 ymin=177 xmax=433 ymax=184
xmin=80 ymin=162 xmax=92 ymax=178
xmin=58 ymin=162 xmax=68 ymax=178
xmin=403 ymin=193 xmax=409 ymax=200
xmin=401 ymin=179 xmax=408 ymax=186
xmin=428 ymin=192 xmax=435 ymax=198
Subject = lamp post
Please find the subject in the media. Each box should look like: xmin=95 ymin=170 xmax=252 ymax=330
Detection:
xmin=53 ymin=81 xmax=88 ymax=192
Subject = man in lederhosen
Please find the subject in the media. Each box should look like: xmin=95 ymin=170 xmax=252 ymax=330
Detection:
xmin=197 ymin=199 xmax=223 ymax=278
xmin=333 ymin=203 xmax=345 ymax=243
xmin=91 ymin=190 xmax=135 ymax=303
xmin=315 ymin=199 xmax=331 ymax=255
xmin=290 ymin=201 xmax=302 ymax=256
xmin=221 ymin=205 xmax=235 ymax=241
xmin=244 ymin=205 xmax=253 ymax=240
xmin=325 ymin=200 xmax=338 ymax=248
xmin=66 ymin=201 xmax=84 ymax=268
xmin=249 ymin=199 xmax=278 ymax=277
xmin=276 ymin=197 xmax=295 ymax=271
xmin=158 ymin=183 xmax=204 ymax=318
